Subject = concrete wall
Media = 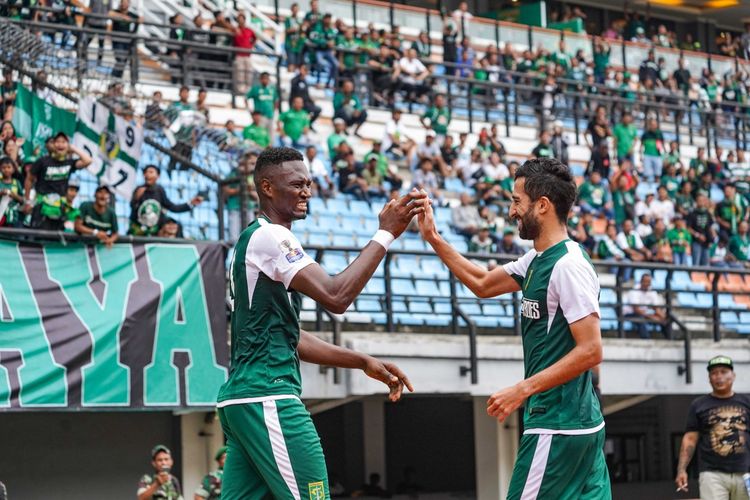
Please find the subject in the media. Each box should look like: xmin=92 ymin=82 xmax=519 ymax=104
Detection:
xmin=0 ymin=412 xmax=178 ymax=500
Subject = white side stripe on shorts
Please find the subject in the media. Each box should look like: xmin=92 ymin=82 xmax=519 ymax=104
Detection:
xmin=520 ymin=434 xmax=553 ymax=500
xmin=263 ymin=400 xmax=302 ymax=500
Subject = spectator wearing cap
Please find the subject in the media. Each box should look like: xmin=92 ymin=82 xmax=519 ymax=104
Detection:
xmin=623 ymin=272 xmax=667 ymax=339
xmin=23 ymin=132 xmax=92 ymax=231
xmin=129 ymin=165 xmax=203 ymax=236
xmin=469 ymin=224 xmax=493 ymax=254
xmin=75 ymin=186 xmax=119 ymax=247
xmin=676 ymin=356 xmax=750 ymax=499
xmin=333 ymin=80 xmax=367 ymax=137
xmin=137 ymin=444 xmax=182 ymax=500
xmin=289 ymin=65 xmax=321 ymax=128
xmin=242 ymin=111 xmax=271 ymax=151
xmin=195 ymin=446 xmax=227 ymax=500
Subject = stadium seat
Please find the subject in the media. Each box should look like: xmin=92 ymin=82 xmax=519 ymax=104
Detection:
xmin=364 ymin=278 xmax=386 ymax=295
xmin=321 ymin=253 xmax=349 ymax=274
xmin=415 ymin=279 xmax=439 ymax=297
xmin=719 ymin=294 xmax=744 ymax=310
xmin=392 ymin=278 xmax=417 ymax=296
xmin=395 ymin=313 xmax=424 ymax=326
xmin=408 ymin=301 xmax=433 ymax=314
xmin=357 ymin=299 xmax=382 ymax=312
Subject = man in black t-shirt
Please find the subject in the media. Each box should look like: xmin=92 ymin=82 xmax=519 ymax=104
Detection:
xmin=108 ymin=0 xmax=142 ymax=79
xmin=23 ymin=132 xmax=92 ymax=230
xmin=687 ymin=193 xmax=717 ymax=267
xmin=676 ymin=356 xmax=750 ymax=499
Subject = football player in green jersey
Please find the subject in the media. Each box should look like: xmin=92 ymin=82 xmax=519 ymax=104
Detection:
xmin=218 ymin=147 xmax=426 ymax=500
xmin=418 ymin=157 xmax=611 ymax=500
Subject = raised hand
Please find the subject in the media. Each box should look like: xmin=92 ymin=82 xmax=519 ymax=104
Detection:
xmin=417 ymin=192 xmax=438 ymax=243
xmin=378 ymin=188 xmax=427 ymax=238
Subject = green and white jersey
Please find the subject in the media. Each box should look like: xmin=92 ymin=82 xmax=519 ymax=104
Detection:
xmin=217 ymin=216 xmax=315 ymax=406
xmin=503 ymin=239 xmax=604 ymax=435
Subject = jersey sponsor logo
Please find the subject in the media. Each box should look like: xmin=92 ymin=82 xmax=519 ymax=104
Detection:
xmin=280 ymin=239 xmax=305 ymax=263
xmin=308 ymin=481 xmax=325 ymax=500
xmin=521 ymin=298 xmax=540 ymax=320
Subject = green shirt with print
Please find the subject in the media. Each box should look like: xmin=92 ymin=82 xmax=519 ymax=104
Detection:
xmin=77 ymin=201 xmax=118 ymax=234
xmin=578 ymin=181 xmax=609 ymax=209
xmin=667 ymin=227 xmax=692 ymax=254
xmin=243 ymin=124 xmax=270 ymax=149
xmin=613 ymin=122 xmax=637 ymax=159
xmin=278 ymin=109 xmax=310 ymax=141
xmin=660 ymin=175 xmax=681 ymax=198
xmin=327 ymin=133 xmax=346 ymax=160
xmin=422 ymin=106 xmax=451 ymax=136
xmin=729 ymin=234 xmax=750 ymax=261
xmin=246 ymin=84 xmax=278 ymax=119
xmin=641 ymin=130 xmax=664 ymax=157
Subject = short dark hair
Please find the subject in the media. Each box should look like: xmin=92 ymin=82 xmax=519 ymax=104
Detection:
xmin=95 ymin=185 xmax=112 ymax=195
xmin=254 ymin=147 xmax=303 ymax=187
xmin=514 ymin=158 xmax=576 ymax=222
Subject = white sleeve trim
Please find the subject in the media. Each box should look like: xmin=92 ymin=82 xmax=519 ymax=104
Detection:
xmin=246 ymin=223 xmax=316 ymax=289
xmin=502 ymin=249 xmax=537 ymax=279
xmin=550 ymin=243 xmax=600 ymax=324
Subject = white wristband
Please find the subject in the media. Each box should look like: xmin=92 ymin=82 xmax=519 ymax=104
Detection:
xmin=371 ymin=230 xmax=395 ymax=251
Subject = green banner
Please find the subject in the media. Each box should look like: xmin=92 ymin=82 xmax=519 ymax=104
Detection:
xmin=12 ymin=84 xmax=76 ymax=161
xmin=0 ymin=238 xmax=228 ymax=410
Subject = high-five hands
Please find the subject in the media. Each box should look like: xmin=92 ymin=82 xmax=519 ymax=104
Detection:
xmin=378 ymin=188 xmax=428 ymax=238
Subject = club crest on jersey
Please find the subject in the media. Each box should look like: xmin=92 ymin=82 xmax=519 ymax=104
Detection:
xmin=521 ymin=298 xmax=540 ymax=319
xmin=279 ymin=239 xmax=305 ymax=263
xmin=308 ymin=481 xmax=325 ymax=500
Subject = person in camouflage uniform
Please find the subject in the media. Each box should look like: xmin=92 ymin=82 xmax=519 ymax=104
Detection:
xmin=137 ymin=445 xmax=183 ymax=500
xmin=194 ymin=446 xmax=226 ymax=500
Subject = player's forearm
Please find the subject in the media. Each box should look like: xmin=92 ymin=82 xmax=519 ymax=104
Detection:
xmin=516 ymin=339 xmax=602 ymax=400
xmin=298 ymin=330 xmax=368 ymax=369
xmin=676 ymin=434 xmax=697 ymax=473
xmin=424 ymin=231 xmax=489 ymax=296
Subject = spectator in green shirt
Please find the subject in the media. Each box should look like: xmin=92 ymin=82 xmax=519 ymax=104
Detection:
xmin=333 ymin=79 xmax=367 ymax=136
xmin=242 ymin=111 xmax=271 ymax=150
xmin=728 ymin=220 xmax=750 ymax=266
xmin=327 ymin=118 xmax=348 ymax=160
xmin=660 ymin=163 xmax=681 ymax=199
xmin=530 ymin=130 xmax=555 ymax=159
xmin=284 ymin=3 xmax=304 ymax=71
xmin=74 ymin=186 xmax=119 ymax=247
xmin=689 ymin=147 xmax=708 ymax=176
xmin=310 ymin=13 xmax=338 ymax=88
xmin=578 ymin=171 xmax=613 ymax=219
xmin=664 ymin=141 xmax=681 ymax=167
xmin=716 ymin=183 xmax=750 ymax=239
xmin=667 ymin=215 xmax=692 ymax=265
xmin=277 ymin=96 xmax=311 ymax=149
xmin=640 ymin=117 xmax=665 ymax=182
xmin=336 ymin=27 xmax=359 ymax=80
xmin=246 ymin=72 xmax=279 ymax=133
xmin=613 ymin=111 xmax=638 ymax=164
xmin=420 ymin=94 xmax=451 ymax=139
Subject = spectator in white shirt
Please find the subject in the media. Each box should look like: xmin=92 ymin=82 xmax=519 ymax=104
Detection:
xmin=451 ymin=192 xmax=483 ymax=238
xmin=304 ymin=145 xmax=333 ymax=198
xmin=616 ymin=218 xmax=652 ymax=262
xmin=623 ymin=273 xmax=667 ymax=339
xmin=415 ymin=131 xmax=447 ymax=176
xmin=650 ymin=185 xmax=676 ymax=225
xmin=482 ymin=152 xmax=509 ymax=181
xmin=399 ymin=48 xmax=430 ymax=103
xmin=451 ymin=1 xmax=473 ymax=40
xmin=383 ymin=108 xmax=416 ymax=163
xmin=412 ymin=159 xmax=442 ymax=202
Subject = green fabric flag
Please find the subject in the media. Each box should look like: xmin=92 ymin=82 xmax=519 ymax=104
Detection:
xmin=12 ymin=84 xmax=76 ymax=162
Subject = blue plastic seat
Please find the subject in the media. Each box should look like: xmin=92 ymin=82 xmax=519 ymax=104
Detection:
xmin=676 ymin=292 xmax=698 ymax=308
xmin=321 ymin=253 xmax=349 ymax=274
xmin=415 ymin=279 xmax=438 ymax=296
xmin=349 ymin=200 xmax=371 ymax=216
xmin=395 ymin=313 xmax=424 ymax=326
xmin=483 ymin=304 xmax=506 ymax=316
xmin=364 ymin=279 xmax=385 ymax=295
xmin=408 ymin=301 xmax=433 ymax=314
xmin=460 ymin=302 xmax=482 ymax=316
xmin=357 ymin=299 xmax=382 ymax=312
xmin=392 ymin=278 xmax=417 ymax=296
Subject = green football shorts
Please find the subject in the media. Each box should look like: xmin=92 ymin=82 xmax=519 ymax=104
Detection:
xmin=506 ymin=426 xmax=611 ymax=500
xmin=218 ymin=396 xmax=329 ymax=500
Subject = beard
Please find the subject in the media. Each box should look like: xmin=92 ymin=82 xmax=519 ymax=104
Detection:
xmin=517 ymin=210 xmax=541 ymax=240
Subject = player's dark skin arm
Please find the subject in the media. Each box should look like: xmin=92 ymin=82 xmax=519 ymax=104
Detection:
xmin=290 ymin=191 xmax=426 ymax=314
xmin=298 ymin=330 xmax=413 ymax=401
xmin=675 ymin=431 xmax=698 ymax=492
